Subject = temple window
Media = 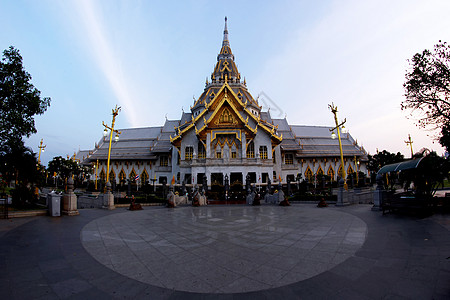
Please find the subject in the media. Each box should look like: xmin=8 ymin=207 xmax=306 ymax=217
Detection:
xmin=285 ymin=153 xmax=294 ymax=165
xmin=246 ymin=141 xmax=255 ymax=158
xmin=141 ymin=170 xmax=149 ymax=184
xmin=119 ymin=170 xmax=126 ymax=183
xmin=347 ymin=165 xmax=354 ymax=175
xmin=198 ymin=141 xmax=206 ymax=159
xmin=327 ymin=166 xmax=335 ymax=180
xmin=160 ymin=155 xmax=168 ymax=167
xmin=185 ymin=146 xmax=193 ymax=160
xmin=129 ymin=169 xmax=137 ymax=181
xmin=317 ymin=166 xmax=324 ymax=176
xmin=259 ymin=146 xmax=268 ymax=159
xmin=305 ymin=166 xmax=313 ymax=181
xmin=109 ymin=169 xmax=115 ymax=183
xmin=231 ymin=151 xmax=237 ymax=159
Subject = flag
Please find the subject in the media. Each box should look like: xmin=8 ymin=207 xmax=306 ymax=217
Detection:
xmin=135 ymin=174 xmax=140 ymax=181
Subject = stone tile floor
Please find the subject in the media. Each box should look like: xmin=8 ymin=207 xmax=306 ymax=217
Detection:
xmin=0 ymin=204 xmax=449 ymax=299
xmin=81 ymin=206 xmax=366 ymax=293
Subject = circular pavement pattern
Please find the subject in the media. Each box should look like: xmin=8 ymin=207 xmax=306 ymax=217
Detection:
xmin=81 ymin=206 xmax=367 ymax=293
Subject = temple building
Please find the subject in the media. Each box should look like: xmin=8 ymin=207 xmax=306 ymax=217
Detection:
xmin=81 ymin=18 xmax=368 ymax=187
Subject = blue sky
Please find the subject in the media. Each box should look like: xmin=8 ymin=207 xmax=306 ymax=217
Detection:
xmin=1 ymin=0 xmax=448 ymax=165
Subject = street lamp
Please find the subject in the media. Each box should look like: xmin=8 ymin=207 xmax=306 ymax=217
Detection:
xmin=102 ymin=105 xmax=121 ymax=187
xmin=354 ymin=155 xmax=360 ymax=186
xmin=93 ymin=159 xmax=99 ymax=191
xmin=38 ymin=138 xmax=46 ymax=166
xmin=329 ymin=102 xmax=347 ymax=190
xmin=404 ymin=134 xmax=414 ymax=158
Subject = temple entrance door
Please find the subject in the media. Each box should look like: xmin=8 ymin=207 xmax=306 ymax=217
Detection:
xmin=197 ymin=173 xmax=205 ymax=185
xmin=262 ymin=173 xmax=269 ymax=183
xmin=230 ymin=172 xmax=243 ymax=185
xmin=248 ymin=172 xmax=256 ymax=183
xmin=211 ymin=173 xmax=223 ymax=185
xmin=184 ymin=174 xmax=192 ymax=185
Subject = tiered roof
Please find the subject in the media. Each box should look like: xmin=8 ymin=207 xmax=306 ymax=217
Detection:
xmin=273 ymin=118 xmax=367 ymax=159
xmin=81 ymin=17 xmax=367 ymax=165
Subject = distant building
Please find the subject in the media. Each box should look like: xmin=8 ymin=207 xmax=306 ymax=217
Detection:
xmin=81 ymin=18 xmax=368 ymax=187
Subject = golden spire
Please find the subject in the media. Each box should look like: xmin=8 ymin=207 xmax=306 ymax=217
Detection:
xmin=223 ymin=16 xmax=229 ymax=47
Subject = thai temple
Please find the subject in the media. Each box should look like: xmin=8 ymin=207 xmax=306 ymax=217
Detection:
xmin=79 ymin=18 xmax=368 ymax=187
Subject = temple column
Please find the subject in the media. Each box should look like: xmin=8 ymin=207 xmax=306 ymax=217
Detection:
xmin=206 ymin=132 xmax=211 ymax=158
xmin=241 ymin=132 xmax=246 ymax=158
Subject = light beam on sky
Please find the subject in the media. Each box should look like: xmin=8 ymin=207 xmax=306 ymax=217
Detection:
xmin=76 ymin=0 xmax=139 ymax=127
xmin=2 ymin=0 xmax=448 ymax=165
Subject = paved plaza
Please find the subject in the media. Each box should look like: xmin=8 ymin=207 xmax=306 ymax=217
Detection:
xmin=82 ymin=206 xmax=366 ymax=293
xmin=0 ymin=204 xmax=449 ymax=299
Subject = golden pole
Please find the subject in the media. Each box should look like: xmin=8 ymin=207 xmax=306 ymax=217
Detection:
xmin=354 ymin=155 xmax=359 ymax=185
xmin=404 ymin=134 xmax=414 ymax=158
xmin=95 ymin=159 xmax=99 ymax=190
xmin=38 ymin=138 xmax=46 ymax=166
xmin=329 ymin=103 xmax=347 ymax=190
xmin=102 ymin=105 xmax=121 ymax=185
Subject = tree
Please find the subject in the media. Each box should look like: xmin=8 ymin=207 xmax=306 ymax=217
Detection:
xmin=0 ymin=46 xmax=51 ymax=147
xmin=0 ymin=139 xmax=40 ymax=184
xmin=47 ymin=156 xmax=88 ymax=188
xmin=403 ymin=40 xmax=450 ymax=153
xmin=367 ymin=150 xmax=405 ymax=173
xmin=439 ymin=123 xmax=450 ymax=152
xmin=0 ymin=138 xmax=45 ymax=207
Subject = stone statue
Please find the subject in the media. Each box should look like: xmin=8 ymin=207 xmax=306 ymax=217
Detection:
xmin=267 ymin=178 xmax=272 ymax=194
xmin=166 ymin=190 xmax=188 ymax=207
xmin=246 ymin=187 xmax=255 ymax=205
xmin=202 ymin=175 xmax=207 ymax=194
xmin=129 ymin=195 xmax=143 ymax=210
xmin=192 ymin=185 xmax=207 ymax=206
xmin=245 ymin=174 xmax=251 ymax=192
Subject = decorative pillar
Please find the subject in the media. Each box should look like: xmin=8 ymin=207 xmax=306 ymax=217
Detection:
xmin=63 ymin=176 xmax=79 ymax=216
xmin=336 ymin=178 xmax=350 ymax=206
xmin=224 ymin=174 xmax=229 ymax=201
xmin=372 ymin=173 xmax=384 ymax=211
xmin=103 ymin=181 xmax=115 ymax=210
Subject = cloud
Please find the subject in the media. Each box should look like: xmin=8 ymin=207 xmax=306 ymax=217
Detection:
xmin=251 ymin=0 xmax=448 ymax=155
xmin=75 ymin=0 xmax=140 ymax=127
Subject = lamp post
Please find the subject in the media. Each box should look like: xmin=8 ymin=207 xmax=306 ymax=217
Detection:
xmin=329 ymin=102 xmax=347 ymax=190
xmin=404 ymin=134 xmax=414 ymax=158
xmin=102 ymin=105 xmax=121 ymax=188
xmin=94 ymin=159 xmax=99 ymax=191
xmin=38 ymin=139 xmax=46 ymax=166
xmin=354 ymin=155 xmax=360 ymax=186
